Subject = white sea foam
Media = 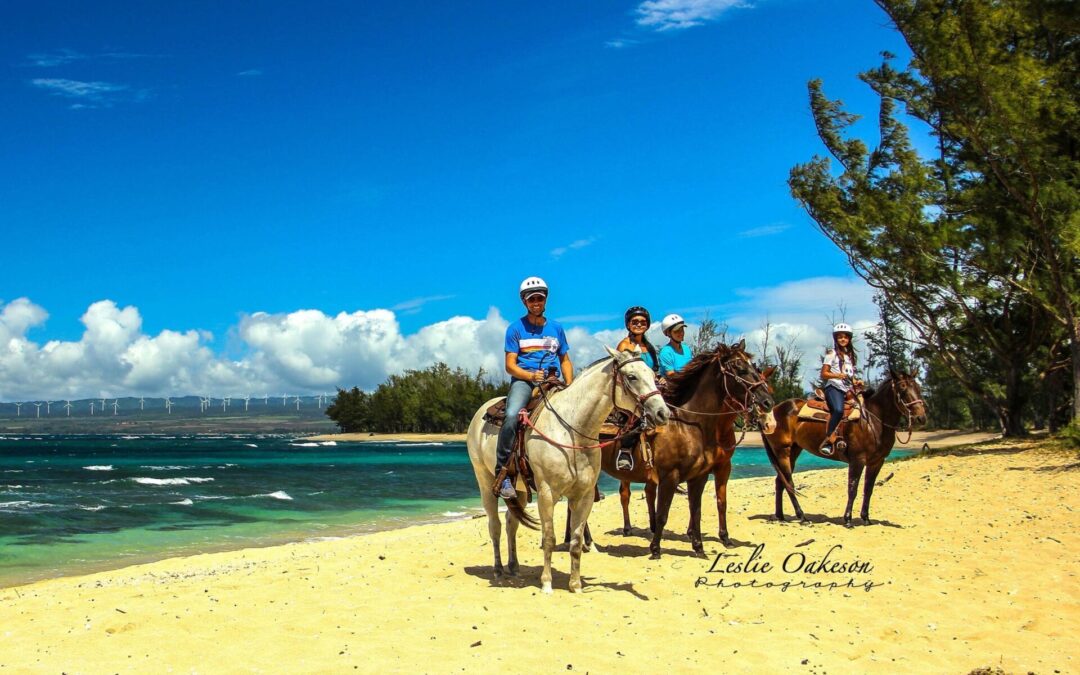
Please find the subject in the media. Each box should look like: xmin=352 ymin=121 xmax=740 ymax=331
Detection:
xmin=172 ymin=498 xmax=194 ymax=506
xmin=120 ymin=435 xmax=140 ymax=440
xmin=2 ymin=485 xmax=25 ymax=489
xmin=319 ymin=441 xmax=337 ymax=446
xmin=245 ymin=443 xmax=258 ymax=448
xmin=3 ymin=470 xmax=24 ymax=473
xmin=84 ymin=465 xmax=114 ymax=471
xmin=262 ymin=491 xmax=293 ymax=500
xmin=290 ymin=442 xmax=319 ymax=447
xmin=140 ymin=465 xmax=189 ymax=471
xmin=0 ymin=500 xmax=52 ymax=510
xmin=77 ymin=505 xmax=107 ymax=511
xmin=442 ymin=511 xmax=466 ymax=518
xmin=131 ymin=477 xmax=215 ymax=486
xmin=394 ymin=442 xmax=445 ymax=447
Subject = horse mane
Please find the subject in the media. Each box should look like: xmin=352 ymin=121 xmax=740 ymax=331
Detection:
xmin=664 ymin=343 xmax=755 ymax=405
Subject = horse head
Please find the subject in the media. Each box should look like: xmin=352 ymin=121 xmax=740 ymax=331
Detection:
xmin=720 ymin=339 xmax=775 ymax=418
xmin=888 ymin=369 xmax=928 ymax=427
xmin=604 ymin=345 xmax=670 ymax=428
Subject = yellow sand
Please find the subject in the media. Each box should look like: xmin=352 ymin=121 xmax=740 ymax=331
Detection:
xmin=0 ymin=438 xmax=1075 ymax=673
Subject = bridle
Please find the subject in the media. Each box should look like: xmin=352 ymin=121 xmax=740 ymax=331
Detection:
xmin=664 ymin=351 xmax=773 ymax=445
xmin=526 ymin=355 xmax=662 ymax=450
xmin=861 ymin=376 xmax=926 ymax=445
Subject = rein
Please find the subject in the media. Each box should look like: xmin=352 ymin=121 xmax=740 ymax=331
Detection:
xmin=523 ymin=356 xmax=661 ymax=451
xmin=664 ymin=355 xmax=772 ymax=447
xmin=859 ymin=380 xmax=925 ymax=445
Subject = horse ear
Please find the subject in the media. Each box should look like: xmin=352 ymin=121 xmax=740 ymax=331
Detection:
xmin=762 ymin=365 xmax=776 ymax=380
xmin=604 ymin=345 xmax=621 ymax=360
xmin=736 ymin=338 xmax=746 ymax=352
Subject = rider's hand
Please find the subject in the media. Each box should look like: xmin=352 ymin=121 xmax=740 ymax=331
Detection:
xmin=532 ymin=370 xmax=544 ymax=383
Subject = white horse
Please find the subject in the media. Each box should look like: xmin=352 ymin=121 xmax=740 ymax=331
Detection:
xmin=467 ymin=347 xmax=670 ymax=594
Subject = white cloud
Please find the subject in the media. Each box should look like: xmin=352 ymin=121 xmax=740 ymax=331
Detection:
xmin=237 ymin=69 xmax=263 ymax=77
xmin=605 ymin=39 xmax=640 ymax=49
xmin=738 ymin=223 xmax=791 ymax=238
xmin=391 ymin=294 xmax=455 ymax=314
xmin=0 ymin=277 xmax=880 ymax=401
xmin=635 ymin=0 xmax=745 ymax=31
xmin=550 ymin=236 xmax=598 ymax=260
xmin=30 ymin=78 xmax=132 ymax=108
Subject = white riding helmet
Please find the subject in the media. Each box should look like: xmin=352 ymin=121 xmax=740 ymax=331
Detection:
xmin=519 ymin=276 xmax=548 ymax=300
xmin=833 ymin=322 xmax=853 ymax=335
xmin=661 ymin=313 xmax=686 ymax=335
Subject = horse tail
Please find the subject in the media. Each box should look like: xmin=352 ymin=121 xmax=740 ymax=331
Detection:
xmin=760 ymin=427 xmax=803 ymax=498
xmin=504 ymin=497 xmax=540 ymax=530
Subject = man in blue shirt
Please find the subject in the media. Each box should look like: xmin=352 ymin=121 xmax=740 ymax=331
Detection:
xmin=495 ymin=276 xmax=574 ymax=499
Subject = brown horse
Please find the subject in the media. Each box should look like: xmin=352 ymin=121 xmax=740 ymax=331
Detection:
xmin=639 ymin=340 xmax=774 ymax=557
xmin=760 ymin=370 xmax=927 ymax=527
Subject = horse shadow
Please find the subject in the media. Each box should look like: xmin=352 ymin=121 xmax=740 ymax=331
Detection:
xmin=747 ymin=513 xmax=904 ymax=529
xmin=462 ymin=565 xmax=650 ymax=600
xmin=599 ymin=527 xmax=757 ymax=549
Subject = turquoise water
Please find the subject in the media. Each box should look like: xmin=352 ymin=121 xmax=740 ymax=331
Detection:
xmin=0 ymin=434 xmax=914 ymax=587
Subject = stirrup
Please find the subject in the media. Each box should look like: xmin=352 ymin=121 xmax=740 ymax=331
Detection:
xmin=833 ymin=439 xmax=847 ymax=452
xmin=616 ymin=450 xmax=634 ymax=471
xmin=819 ymin=441 xmax=834 ymax=457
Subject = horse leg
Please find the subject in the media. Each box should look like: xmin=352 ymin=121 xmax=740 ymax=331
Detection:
xmin=646 ymin=480 xmax=658 ymax=533
xmin=774 ymin=445 xmax=807 ymax=523
xmin=714 ymin=453 xmax=735 ymax=547
xmin=686 ymin=474 xmax=709 ymax=556
xmin=860 ymin=460 xmax=885 ymax=525
xmin=481 ymin=489 xmax=504 ymax=577
xmin=843 ymin=459 xmax=865 ymax=528
xmin=648 ymin=474 xmax=679 ymax=559
xmin=567 ymin=492 xmax=594 ymax=593
xmin=537 ymin=486 xmax=557 ymax=594
xmin=505 ymin=496 xmax=521 ymax=575
xmin=563 ymin=501 xmax=593 ymax=551
xmin=788 ymin=447 xmax=807 ymax=522
xmin=563 ymin=502 xmax=572 ymax=544
xmin=620 ymin=480 xmax=633 ymax=536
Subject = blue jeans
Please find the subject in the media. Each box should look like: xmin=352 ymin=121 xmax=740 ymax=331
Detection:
xmin=824 ymin=385 xmax=846 ymax=438
xmin=496 ymin=379 xmax=536 ymax=472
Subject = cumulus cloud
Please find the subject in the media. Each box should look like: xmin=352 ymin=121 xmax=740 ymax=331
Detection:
xmin=635 ymin=0 xmax=746 ymax=31
xmin=29 ymin=78 xmax=136 ymax=108
xmin=737 ymin=223 xmax=791 ymax=238
xmin=550 ymin=236 xmax=598 ymax=260
xmin=0 ymin=277 xmax=879 ymax=400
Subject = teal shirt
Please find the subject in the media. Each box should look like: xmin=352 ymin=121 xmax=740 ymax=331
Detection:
xmin=659 ymin=343 xmax=693 ymax=376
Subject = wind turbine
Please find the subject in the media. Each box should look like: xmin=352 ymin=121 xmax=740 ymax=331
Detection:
xmin=282 ymin=393 xmax=288 ymax=407
xmin=165 ymin=397 xmax=173 ymax=414
xmin=34 ymin=402 xmax=42 ymax=418
xmin=64 ymin=401 xmax=72 ymax=417
xmin=89 ymin=401 xmax=94 ymax=416
xmin=112 ymin=400 xmax=119 ymax=415
xmin=139 ymin=397 xmax=145 ymax=411
xmin=263 ymin=393 xmax=269 ymax=406
xmin=45 ymin=400 xmax=52 ymax=415
xmin=14 ymin=402 xmax=22 ymax=416
xmin=222 ymin=396 xmax=227 ymax=412
xmin=243 ymin=395 xmax=250 ymax=412
xmin=100 ymin=398 xmax=106 ymax=412
xmin=199 ymin=397 xmax=207 ymax=413
xmin=294 ymin=396 xmax=301 ymax=411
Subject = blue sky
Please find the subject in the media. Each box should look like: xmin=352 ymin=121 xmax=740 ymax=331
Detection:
xmin=0 ymin=0 xmax=912 ymax=399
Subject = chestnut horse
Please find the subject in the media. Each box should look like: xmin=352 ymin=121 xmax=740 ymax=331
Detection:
xmin=639 ymin=340 xmax=774 ymax=557
xmin=760 ymin=370 xmax=927 ymax=527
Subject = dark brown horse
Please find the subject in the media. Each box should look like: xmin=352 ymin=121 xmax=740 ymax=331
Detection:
xmin=560 ymin=342 xmax=774 ymax=554
xmin=637 ymin=340 xmax=774 ymax=557
xmin=760 ymin=370 xmax=927 ymax=527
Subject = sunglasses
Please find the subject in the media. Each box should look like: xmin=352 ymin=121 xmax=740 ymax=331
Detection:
xmin=628 ymin=319 xmax=648 ymax=326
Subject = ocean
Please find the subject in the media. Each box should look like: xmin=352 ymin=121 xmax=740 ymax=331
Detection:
xmin=0 ymin=434 xmax=915 ymax=588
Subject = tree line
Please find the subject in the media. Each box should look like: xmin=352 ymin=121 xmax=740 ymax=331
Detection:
xmin=788 ymin=0 xmax=1077 ymax=436
xmin=325 ymin=363 xmax=509 ymax=433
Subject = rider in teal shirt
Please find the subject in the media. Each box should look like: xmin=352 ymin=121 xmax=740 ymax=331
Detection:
xmin=658 ymin=313 xmax=693 ymax=377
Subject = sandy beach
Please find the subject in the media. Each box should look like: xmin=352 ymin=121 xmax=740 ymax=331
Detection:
xmin=0 ymin=436 xmax=1074 ymax=672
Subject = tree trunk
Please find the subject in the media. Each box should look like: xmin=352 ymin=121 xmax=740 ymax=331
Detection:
xmin=999 ymin=362 xmax=1028 ymax=437
xmin=1071 ymin=319 xmax=1080 ymax=422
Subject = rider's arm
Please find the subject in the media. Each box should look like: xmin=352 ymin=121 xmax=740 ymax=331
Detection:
xmin=559 ymin=353 xmax=574 ymax=385
xmin=505 ymin=352 xmax=544 ymax=383
xmin=615 ymin=337 xmax=634 ymax=352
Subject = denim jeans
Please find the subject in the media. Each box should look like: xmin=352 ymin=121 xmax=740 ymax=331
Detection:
xmin=496 ymin=379 xmax=536 ymax=472
xmin=824 ymin=385 xmax=846 ymax=438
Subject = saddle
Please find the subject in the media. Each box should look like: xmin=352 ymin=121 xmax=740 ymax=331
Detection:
xmin=796 ymin=388 xmax=862 ymax=423
xmin=487 ymin=381 xmax=566 ymax=502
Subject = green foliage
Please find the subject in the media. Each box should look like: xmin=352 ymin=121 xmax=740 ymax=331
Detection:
xmin=1056 ymin=419 xmax=1080 ymax=451
xmin=789 ymin=0 xmax=1078 ymax=434
xmin=692 ymin=313 xmax=728 ymax=355
xmin=325 ymin=364 xmax=510 ymax=433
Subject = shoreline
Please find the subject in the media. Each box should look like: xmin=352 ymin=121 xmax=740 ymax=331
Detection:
xmin=0 ymin=436 xmax=1073 ymax=671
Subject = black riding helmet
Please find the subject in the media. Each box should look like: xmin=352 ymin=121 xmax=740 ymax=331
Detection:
xmin=624 ymin=306 xmax=651 ymax=328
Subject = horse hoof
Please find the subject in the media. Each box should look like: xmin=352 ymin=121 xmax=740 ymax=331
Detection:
xmin=799 ymin=517 xmax=811 ymax=526
xmin=494 ymin=566 xmax=504 ymax=578
xmin=719 ymin=534 xmax=733 ymax=548
xmin=861 ymin=518 xmax=872 ymax=526
xmin=649 ymin=551 xmax=661 ymax=560
xmin=569 ymin=583 xmax=583 ymax=594
xmin=774 ymin=515 xmax=786 ymax=523
xmin=622 ymin=527 xmax=632 ymax=537
xmin=507 ymin=563 xmax=519 ymax=576
xmin=583 ymin=543 xmax=592 ymax=553
xmin=844 ymin=520 xmax=854 ymax=529
xmin=542 ymin=583 xmax=553 ymax=595
xmin=692 ymin=546 xmax=706 ymax=557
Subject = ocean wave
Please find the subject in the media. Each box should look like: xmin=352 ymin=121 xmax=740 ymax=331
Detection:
xmin=290 ymin=442 xmax=319 ymax=447
xmin=120 ymin=435 xmax=140 ymax=440
xmin=319 ymin=441 xmax=337 ymax=446
xmin=245 ymin=443 xmax=258 ymax=448
xmin=131 ymin=477 xmax=215 ymax=486
xmin=84 ymin=465 xmax=114 ymax=471
xmin=2 ymin=485 xmax=25 ymax=489
xmin=3 ymin=470 xmax=24 ymax=473
xmin=394 ymin=442 xmax=445 ymax=447
xmin=260 ymin=491 xmax=293 ymax=500
xmin=139 ymin=465 xmax=189 ymax=471
xmin=172 ymin=498 xmax=194 ymax=506
xmin=77 ymin=505 xmax=107 ymax=511
xmin=441 ymin=511 xmax=466 ymax=518
xmin=0 ymin=500 xmax=53 ymax=510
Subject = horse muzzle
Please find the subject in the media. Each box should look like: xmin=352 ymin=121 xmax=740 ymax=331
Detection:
xmin=643 ymin=397 xmax=670 ymax=427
